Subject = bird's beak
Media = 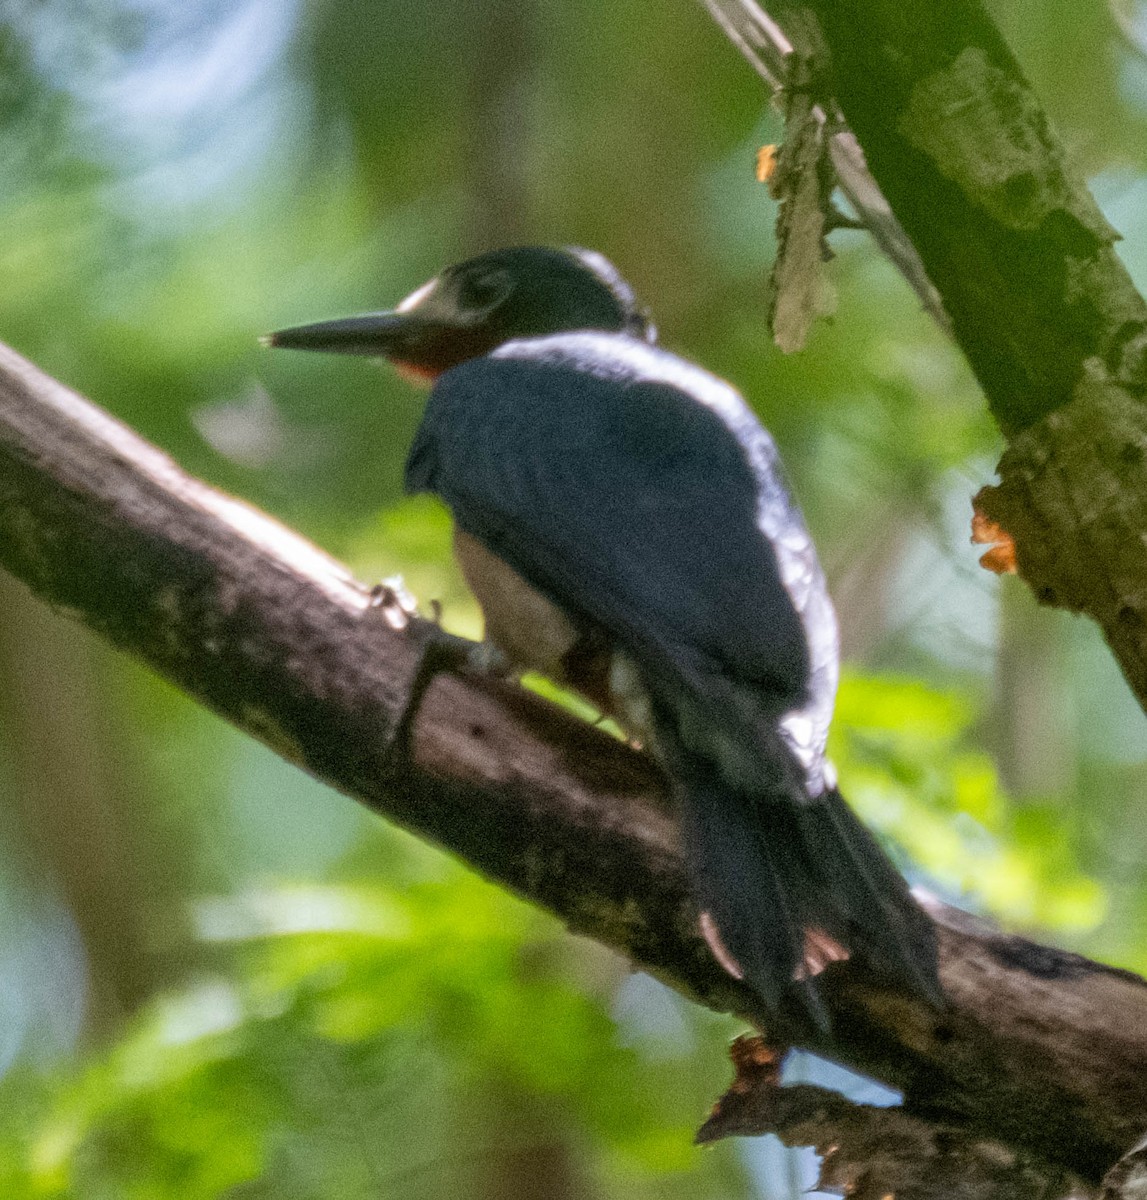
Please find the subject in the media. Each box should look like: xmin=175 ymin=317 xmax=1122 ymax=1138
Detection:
xmin=262 ymin=311 xmax=428 ymax=357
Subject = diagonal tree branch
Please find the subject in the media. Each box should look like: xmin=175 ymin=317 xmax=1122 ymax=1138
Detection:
xmin=1 ymin=340 xmax=1146 ymax=1184
xmin=705 ymin=0 xmax=1147 ymax=719
xmin=711 ymin=0 xmax=1147 ymax=717
xmin=699 ymin=3 xmax=1147 ymax=1187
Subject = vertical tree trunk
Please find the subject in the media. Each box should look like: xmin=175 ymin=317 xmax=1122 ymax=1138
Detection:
xmin=0 ymin=575 xmax=186 ymax=1036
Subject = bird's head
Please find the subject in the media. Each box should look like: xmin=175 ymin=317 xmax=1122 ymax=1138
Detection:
xmin=264 ymin=246 xmax=655 ymax=380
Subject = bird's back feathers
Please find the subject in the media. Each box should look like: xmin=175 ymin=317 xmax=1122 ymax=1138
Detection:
xmin=408 ymin=330 xmax=941 ymax=1022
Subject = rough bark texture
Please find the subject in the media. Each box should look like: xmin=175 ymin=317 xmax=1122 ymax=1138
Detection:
xmin=976 ymin=376 xmax=1147 ymax=712
xmin=698 ymin=1035 xmax=1090 ymax=1199
xmin=1 ymin=342 xmax=1146 ymax=1184
xmin=804 ymin=0 xmax=1147 ymax=434
xmin=794 ymin=0 xmax=1147 ymax=717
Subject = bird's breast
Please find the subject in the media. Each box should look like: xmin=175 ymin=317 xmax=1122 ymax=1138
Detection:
xmin=452 ymin=529 xmax=653 ymax=741
xmin=453 ymin=529 xmax=580 ymax=677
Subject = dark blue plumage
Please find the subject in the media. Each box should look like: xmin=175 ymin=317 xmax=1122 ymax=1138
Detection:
xmin=268 ymin=246 xmax=943 ymax=1025
xmin=407 ymin=336 xmax=812 ymax=711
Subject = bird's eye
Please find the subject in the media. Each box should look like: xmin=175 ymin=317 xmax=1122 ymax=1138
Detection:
xmin=457 ymin=268 xmax=514 ymax=311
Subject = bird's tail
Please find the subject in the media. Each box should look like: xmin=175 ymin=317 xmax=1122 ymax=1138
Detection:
xmin=677 ymin=763 xmax=942 ymax=1027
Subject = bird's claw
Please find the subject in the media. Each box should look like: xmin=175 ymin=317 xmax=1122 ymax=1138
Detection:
xmin=366 ymin=575 xmax=509 ymax=679
xmin=367 ymin=583 xmax=514 ymax=769
xmin=407 ymin=617 xmax=511 ymax=680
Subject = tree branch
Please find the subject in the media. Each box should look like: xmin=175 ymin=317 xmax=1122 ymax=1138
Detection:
xmin=0 ymin=341 xmax=1145 ymax=1184
xmin=697 ymin=1035 xmax=1090 ymax=1199
xmin=799 ymin=0 xmax=1146 ymax=434
xmin=766 ymin=0 xmax=1147 ymax=716
xmin=705 ymin=0 xmax=1147 ymax=714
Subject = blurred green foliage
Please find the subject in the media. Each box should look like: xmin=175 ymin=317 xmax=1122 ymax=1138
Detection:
xmin=0 ymin=0 xmax=1146 ymax=1197
xmin=833 ymin=673 xmax=1106 ymax=930
xmin=9 ymin=864 xmax=744 ymax=1198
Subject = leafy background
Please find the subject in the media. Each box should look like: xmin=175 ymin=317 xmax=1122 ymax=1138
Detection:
xmin=0 ymin=0 xmax=1145 ymax=1195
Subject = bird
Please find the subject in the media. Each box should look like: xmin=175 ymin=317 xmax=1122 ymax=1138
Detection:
xmin=266 ymin=245 xmax=942 ymax=1026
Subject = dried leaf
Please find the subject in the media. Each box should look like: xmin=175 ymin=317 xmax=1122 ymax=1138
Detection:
xmin=767 ymin=72 xmax=838 ymax=352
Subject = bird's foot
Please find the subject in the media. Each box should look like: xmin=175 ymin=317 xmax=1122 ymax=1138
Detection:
xmin=367 ymin=576 xmax=510 ymax=678
xmin=407 ymin=618 xmax=511 ymax=681
xmin=366 ymin=578 xmax=511 ymax=766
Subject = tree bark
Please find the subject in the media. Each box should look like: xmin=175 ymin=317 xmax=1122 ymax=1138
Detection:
xmin=0 ymin=341 xmax=1145 ymax=1184
xmin=791 ymin=0 xmax=1147 ymax=718
xmin=690 ymin=2 xmax=1147 ymax=1188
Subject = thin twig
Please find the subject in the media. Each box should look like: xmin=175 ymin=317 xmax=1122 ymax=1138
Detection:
xmin=699 ymin=0 xmax=951 ymax=332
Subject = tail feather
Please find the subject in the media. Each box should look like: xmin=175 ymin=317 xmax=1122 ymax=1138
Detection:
xmin=678 ymin=774 xmax=805 ymax=1002
xmin=677 ymin=766 xmax=941 ymax=1025
xmin=803 ymin=786 xmax=943 ymax=1005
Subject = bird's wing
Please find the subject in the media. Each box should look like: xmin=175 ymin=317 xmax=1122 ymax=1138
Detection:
xmin=405 ymin=334 xmax=826 ymax=719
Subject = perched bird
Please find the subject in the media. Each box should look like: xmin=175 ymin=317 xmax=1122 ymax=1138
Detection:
xmin=267 ymin=246 xmax=942 ymax=1025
